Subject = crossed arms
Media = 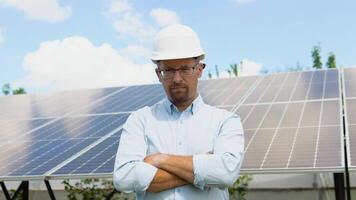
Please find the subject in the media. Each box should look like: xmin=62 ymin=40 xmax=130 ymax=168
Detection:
xmin=144 ymin=154 xmax=194 ymax=192
xmin=113 ymin=112 xmax=244 ymax=193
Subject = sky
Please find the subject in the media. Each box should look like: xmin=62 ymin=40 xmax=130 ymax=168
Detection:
xmin=0 ymin=0 xmax=356 ymax=94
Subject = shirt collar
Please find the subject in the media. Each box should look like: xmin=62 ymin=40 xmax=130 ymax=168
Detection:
xmin=163 ymin=94 xmax=204 ymax=115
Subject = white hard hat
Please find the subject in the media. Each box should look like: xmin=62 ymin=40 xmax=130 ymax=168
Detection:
xmin=151 ymin=24 xmax=205 ymax=63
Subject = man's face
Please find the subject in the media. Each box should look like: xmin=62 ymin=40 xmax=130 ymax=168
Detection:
xmin=155 ymin=58 xmax=203 ymax=105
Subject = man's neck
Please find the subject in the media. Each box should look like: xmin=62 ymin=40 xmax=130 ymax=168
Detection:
xmin=173 ymin=93 xmax=198 ymax=112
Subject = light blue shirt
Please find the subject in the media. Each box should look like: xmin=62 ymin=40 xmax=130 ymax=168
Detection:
xmin=113 ymin=95 xmax=244 ymax=200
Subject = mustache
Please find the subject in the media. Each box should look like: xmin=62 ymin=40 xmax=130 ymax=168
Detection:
xmin=170 ymin=84 xmax=187 ymax=89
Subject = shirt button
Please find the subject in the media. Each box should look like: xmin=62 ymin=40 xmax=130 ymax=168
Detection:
xmin=177 ymin=188 xmax=181 ymax=192
xmin=178 ymin=142 xmax=182 ymax=145
xmin=179 ymin=120 xmax=183 ymax=124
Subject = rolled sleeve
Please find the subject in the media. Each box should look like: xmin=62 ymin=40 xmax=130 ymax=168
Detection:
xmin=193 ymin=113 xmax=244 ymax=189
xmin=114 ymin=161 xmax=158 ymax=193
xmin=113 ymin=110 xmax=157 ymax=193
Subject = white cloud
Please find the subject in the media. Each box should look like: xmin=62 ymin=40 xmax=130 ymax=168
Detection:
xmin=109 ymin=0 xmax=131 ymax=13
xmin=119 ymin=45 xmax=151 ymax=62
xmin=150 ymin=8 xmax=180 ymax=27
xmin=108 ymin=1 xmax=181 ymax=41
xmin=0 ymin=26 xmax=6 ymax=45
xmin=108 ymin=0 xmax=156 ymax=41
xmin=239 ymin=59 xmax=262 ymax=76
xmin=0 ymin=0 xmax=71 ymax=22
xmin=15 ymin=36 xmax=158 ymax=91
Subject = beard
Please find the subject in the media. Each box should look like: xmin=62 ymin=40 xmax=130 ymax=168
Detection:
xmin=168 ymin=85 xmax=190 ymax=104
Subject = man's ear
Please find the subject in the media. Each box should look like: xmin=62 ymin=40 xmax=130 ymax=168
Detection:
xmin=197 ymin=63 xmax=204 ymax=78
xmin=155 ymin=68 xmax=163 ymax=83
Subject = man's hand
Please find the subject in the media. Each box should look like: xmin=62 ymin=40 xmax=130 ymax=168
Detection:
xmin=144 ymin=153 xmax=169 ymax=167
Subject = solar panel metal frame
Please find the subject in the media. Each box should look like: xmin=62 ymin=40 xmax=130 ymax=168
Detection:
xmin=341 ymin=67 xmax=356 ymax=172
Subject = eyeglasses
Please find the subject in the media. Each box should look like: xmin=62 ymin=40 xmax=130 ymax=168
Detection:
xmin=159 ymin=62 xmax=200 ymax=79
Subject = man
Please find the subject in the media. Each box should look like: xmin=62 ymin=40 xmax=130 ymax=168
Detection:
xmin=113 ymin=24 xmax=244 ymax=200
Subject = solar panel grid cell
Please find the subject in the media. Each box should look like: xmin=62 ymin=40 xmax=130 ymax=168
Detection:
xmin=53 ymin=134 xmax=120 ymax=175
xmin=73 ymin=85 xmax=165 ymax=114
xmin=0 ymin=88 xmax=119 ymax=120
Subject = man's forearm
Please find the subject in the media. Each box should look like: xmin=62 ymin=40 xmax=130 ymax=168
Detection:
xmin=145 ymin=153 xmax=195 ymax=187
xmin=147 ymin=168 xmax=188 ymax=192
xmin=154 ymin=155 xmax=195 ymax=184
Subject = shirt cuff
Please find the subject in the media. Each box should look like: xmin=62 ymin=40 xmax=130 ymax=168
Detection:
xmin=192 ymin=154 xmax=210 ymax=190
xmin=134 ymin=162 xmax=158 ymax=192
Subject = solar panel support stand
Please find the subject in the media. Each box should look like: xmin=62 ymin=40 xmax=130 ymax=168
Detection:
xmin=0 ymin=181 xmax=29 ymax=200
xmin=333 ymin=173 xmax=345 ymax=200
xmin=44 ymin=180 xmax=56 ymax=200
xmin=1 ymin=180 xmax=56 ymax=200
xmin=0 ymin=181 xmax=11 ymax=199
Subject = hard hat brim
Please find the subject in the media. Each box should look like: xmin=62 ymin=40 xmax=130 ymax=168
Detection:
xmin=151 ymin=53 xmax=205 ymax=64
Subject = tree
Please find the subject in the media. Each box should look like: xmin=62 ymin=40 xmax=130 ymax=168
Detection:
xmin=229 ymin=64 xmax=239 ymax=77
xmin=2 ymin=83 xmax=11 ymax=95
xmin=1 ymin=83 xmax=26 ymax=95
xmin=215 ymin=65 xmax=220 ymax=78
xmin=63 ymin=179 xmax=132 ymax=200
xmin=227 ymin=69 xmax=232 ymax=77
xmin=311 ymin=45 xmax=323 ymax=69
xmin=326 ymin=52 xmax=337 ymax=68
xmin=208 ymin=71 xmax=212 ymax=79
xmin=229 ymin=174 xmax=253 ymax=200
xmin=13 ymin=87 xmax=26 ymax=95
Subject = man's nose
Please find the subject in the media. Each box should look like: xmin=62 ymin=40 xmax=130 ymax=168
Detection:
xmin=172 ymin=70 xmax=183 ymax=82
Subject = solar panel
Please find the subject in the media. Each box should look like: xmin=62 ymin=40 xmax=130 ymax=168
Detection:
xmin=0 ymin=114 xmax=128 ymax=178
xmin=0 ymin=68 xmax=350 ymax=181
xmin=45 ymin=76 xmax=261 ymax=179
xmin=199 ymin=76 xmax=259 ymax=107
xmin=72 ymin=84 xmax=165 ymax=114
xmin=0 ymin=118 xmax=54 ymax=143
xmin=0 ymin=82 xmax=169 ymax=181
xmin=0 ymin=87 xmax=120 ymax=120
xmin=237 ymin=69 xmax=344 ymax=173
xmin=343 ymin=67 xmax=356 ymax=171
xmin=51 ymin=131 xmax=122 ymax=177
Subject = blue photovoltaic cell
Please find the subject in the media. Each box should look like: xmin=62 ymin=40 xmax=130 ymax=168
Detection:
xmin=0 ymin=87 xmax=119 ymax=120
xmin=0 ymin=138 xmax=98 ymax=176
xmin=244 ymin=69 xmax=339 ymax=105
xmin=73 ymin=84 xmax=166 ymax=114
xmin=0 ymin=118 xmax=54 ymax=143
xmin=0 ymin=114 xmax=128 ymax=177
xmin=199 ymin=76 xmax=259 ymax=106
xmin=53 ymin=131 xmax=122 ymax=175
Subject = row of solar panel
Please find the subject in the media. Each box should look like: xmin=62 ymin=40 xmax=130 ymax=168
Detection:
xmin=0 ymin=67 xmax=355 ymax=180
xmin=0 ymin=69 xmax=341 ymax=120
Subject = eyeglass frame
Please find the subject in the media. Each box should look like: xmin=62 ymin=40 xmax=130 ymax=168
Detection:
xmin=158 ymin=62 xmax=202 ymax=79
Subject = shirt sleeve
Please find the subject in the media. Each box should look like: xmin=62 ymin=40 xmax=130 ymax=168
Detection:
xmin=113 ymin=111 xmax=158 ymax=193
xmin=192 ymin=113 xmax=244 ymax=189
